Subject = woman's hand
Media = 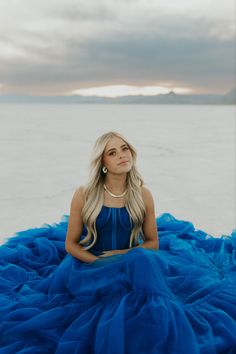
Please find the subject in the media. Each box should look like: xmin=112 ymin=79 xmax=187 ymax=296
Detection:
xmin=99 ymin=249 xmax=124 ymax=257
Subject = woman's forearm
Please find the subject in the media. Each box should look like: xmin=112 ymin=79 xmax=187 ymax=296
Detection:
xmin=136 ymin=240 xmax=159 ymax=250
xmin=118 ymin=240 xmax=159 ymax=254
xmin=66 ymin=243 xmax=99 ymax=263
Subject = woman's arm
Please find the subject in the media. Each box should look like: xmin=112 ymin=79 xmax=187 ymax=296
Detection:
xmin=138 ymin=185 xmax=159 ymax=250
xmin=65 ymin=186 xmax=99 ymax=263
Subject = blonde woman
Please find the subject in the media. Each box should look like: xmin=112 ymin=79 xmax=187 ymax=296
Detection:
xmin=1 ymin=131 xmax=236 ymax=354
xmin=65 ymin=130 xmax=159 ymax=263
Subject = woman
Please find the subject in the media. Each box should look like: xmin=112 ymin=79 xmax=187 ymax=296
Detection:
xmin=65 ymin=130 xmax=159 ymax=263
xmin=0 ymin=131 xmax=235 ymax=354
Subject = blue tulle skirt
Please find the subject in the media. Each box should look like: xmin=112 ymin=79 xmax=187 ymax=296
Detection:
xmin=0 ymin=213 xmax=236 ymax=354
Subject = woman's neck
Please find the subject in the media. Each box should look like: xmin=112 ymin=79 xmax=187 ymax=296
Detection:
xmin=104 ymin=174 xmax=127 ymax=193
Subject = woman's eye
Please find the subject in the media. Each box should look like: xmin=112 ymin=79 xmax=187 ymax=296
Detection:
xmin=109 ymin=147 xmax=129 ymax=156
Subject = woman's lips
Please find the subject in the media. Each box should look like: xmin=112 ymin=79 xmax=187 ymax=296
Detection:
xmin=118 ymin=161 xmax=129 ymax=165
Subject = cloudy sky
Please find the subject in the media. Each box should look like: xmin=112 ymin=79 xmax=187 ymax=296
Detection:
xmin=0 ymin=0 xmax=235 ymax=97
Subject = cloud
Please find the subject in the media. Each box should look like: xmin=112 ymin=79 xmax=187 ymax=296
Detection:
xmin=0 ymin=0 xmax=235 ymax=95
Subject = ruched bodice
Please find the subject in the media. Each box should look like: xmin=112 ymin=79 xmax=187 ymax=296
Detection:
xmin=80 ymin=205 xmax=135 ymax=256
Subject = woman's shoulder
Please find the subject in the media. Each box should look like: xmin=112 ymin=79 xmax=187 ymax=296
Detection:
xmin=140 ymin=185 xmax=155 ymax=210
xmin=71 ymin=185 xmax=86 ymax=209
xmin=141 ymin=185 xmax=153 ymax=198
xmin=75 ymin=184 xmax=86 ymax=194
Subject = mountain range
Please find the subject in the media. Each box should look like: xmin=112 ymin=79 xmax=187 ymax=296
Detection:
xmin=0 ymin=87 xmax=235 ymax=104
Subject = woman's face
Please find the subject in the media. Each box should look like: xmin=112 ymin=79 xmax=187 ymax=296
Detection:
xmin=103 ymin=136 xmax=133 ymax=175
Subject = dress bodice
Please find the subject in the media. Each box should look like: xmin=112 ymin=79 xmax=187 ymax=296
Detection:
xmin=80 ymin=205 xmax=135 ymax=256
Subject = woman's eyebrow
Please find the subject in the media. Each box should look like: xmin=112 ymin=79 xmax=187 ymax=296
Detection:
xmin=107 ymin=144 xmax=128 ymax=153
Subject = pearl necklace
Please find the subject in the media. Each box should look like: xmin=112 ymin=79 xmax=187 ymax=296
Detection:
xmin=103 ymin=184 xmax=127 ymax=198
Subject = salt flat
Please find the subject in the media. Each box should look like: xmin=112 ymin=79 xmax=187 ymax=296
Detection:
xmin=0 ymin=103 xmax=235 ymax=244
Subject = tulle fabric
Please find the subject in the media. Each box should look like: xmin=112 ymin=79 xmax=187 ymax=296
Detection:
xmin=0 ymin=212 xmax=235 ymax=354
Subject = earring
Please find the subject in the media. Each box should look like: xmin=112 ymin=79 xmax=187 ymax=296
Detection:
xmin=102 ymin=166 xmax=107 ymax=173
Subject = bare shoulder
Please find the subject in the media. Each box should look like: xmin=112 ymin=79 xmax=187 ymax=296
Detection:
xmin=141 ymin=185 xmax=154 ymax=199
xmin=141 ymin=185 xmax=155 ymax=212
xmin=70 ymin=185 xmax=86 ymax=211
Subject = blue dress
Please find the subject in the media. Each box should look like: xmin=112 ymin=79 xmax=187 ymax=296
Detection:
xmin=0 ymin=206 xmax=236 ymax=353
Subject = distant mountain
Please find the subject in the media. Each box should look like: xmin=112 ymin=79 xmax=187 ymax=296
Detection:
xmin=0 ymin=88 xmax=235 ymax=104
xmin=223 ymin=87 xmax=236 ymax=104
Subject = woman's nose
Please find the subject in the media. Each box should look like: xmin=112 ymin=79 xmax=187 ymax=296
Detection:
xmin=118 ymin=153 xmax=125 ymax=159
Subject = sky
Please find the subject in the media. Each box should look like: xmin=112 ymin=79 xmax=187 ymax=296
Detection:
xmin=0 ymin=0 xmax=235 ymax=97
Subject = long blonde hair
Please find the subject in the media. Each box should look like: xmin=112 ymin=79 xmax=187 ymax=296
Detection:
xmin=79 ymin=131 xmax=146 ymax=250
